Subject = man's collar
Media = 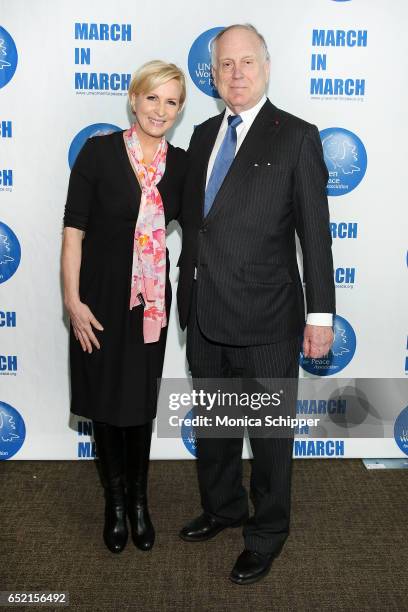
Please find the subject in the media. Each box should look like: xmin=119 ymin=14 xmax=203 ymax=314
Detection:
xmin=224 ymin=94 xmax=267 ymax=124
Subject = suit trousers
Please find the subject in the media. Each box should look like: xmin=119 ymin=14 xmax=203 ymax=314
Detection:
xmin=186 ymin=282 xmax=301 ymax=555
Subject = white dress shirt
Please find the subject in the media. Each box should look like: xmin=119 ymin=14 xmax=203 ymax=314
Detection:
xmin=206 ymin=95 xmax=268 ymax=187
xmin=204 ymin=95 xmax=333 ymax=328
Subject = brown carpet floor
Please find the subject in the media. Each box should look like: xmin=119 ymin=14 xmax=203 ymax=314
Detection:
xmin=1 ymin=459 xmax=407 ymax=612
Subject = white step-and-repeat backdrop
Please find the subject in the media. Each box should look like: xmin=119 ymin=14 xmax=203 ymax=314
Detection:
xmin=1 ymin=0 xmax=407 ymax=460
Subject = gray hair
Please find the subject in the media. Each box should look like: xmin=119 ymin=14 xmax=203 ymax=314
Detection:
xmin=210 ymin=24 xmax=270 ymax=66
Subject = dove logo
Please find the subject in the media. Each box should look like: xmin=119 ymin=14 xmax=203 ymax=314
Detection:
xmin=181 ymin=408 xmax=197 ymax=457
xmin=300 ymin=314 xmax=357 ymax=376
xmin=320 ymin=128 xmax=367 ymax=196
xmin=0 ymin=27 xmax=18 ymax=89
xmin=0 ymin=401 xmax=25 ymax=459
xmin=394 ymin=406 xmax=408 ymax=456
xmin=188 ymin=27 xmax=224 ymax=98
xmin=0 ymin=222 xmax=21 ymax=284
xmin=68 ymin=123 xmax=122 ymax=169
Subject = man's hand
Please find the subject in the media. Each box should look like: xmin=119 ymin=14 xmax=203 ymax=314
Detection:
xmin=303 ymin=324 xmax=334 ymax=359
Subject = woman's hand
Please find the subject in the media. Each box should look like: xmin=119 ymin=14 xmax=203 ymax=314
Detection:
xmin=61 ymin=228 xmax=103 ymax=353
xmin=66 ymin=299 xmax=104 ymax=353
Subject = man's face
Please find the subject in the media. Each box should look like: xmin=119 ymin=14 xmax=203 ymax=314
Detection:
xmin=212 ymin=28 xmax=270 ymax=114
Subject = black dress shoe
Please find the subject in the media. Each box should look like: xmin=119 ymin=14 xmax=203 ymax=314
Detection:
xmin=179 ymin=513 xmax=245 ymax=542
xmin=230 ymin=549 xmax=275 ymax=585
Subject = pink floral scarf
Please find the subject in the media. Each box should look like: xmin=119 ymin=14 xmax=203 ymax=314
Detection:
xmin=124 ymin=125 xmax=168 ymax=343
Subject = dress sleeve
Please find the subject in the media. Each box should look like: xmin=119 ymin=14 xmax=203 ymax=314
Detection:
xmin=64 ymin=138 xmax=97 ymax=231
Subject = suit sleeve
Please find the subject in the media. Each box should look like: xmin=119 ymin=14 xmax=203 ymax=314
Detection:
xmin=164 ymin=148 xmax=186 ymax=232
xmin=64 ymin=138 xmax=97 ymax=231
xmin=293 ymin=124 xmax=336 ymax=315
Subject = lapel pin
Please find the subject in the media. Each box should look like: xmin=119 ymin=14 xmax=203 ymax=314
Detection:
xmin=274 ymin=120 xmax=280 ymax=126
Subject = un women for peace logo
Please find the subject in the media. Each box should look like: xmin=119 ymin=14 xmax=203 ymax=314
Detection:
xmin=188 ymin=27 xmax=224 ymax=98
xmin=0 ymin=221 xmax=21 ymax=284
xmin=0 ymin=401 xmax=26 ymax=460
xmin=181 ymin=408 xmax=197 ymax=457
xmin=320 ymin=128 xmax=367 ymax=196
xmin=394 ymin=406 xmax=408 ymax=456
xmin=0 ymin=26 xmax=18 ymax=89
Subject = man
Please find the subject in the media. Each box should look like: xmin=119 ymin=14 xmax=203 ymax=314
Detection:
xmin=177 ymin=24 xmax=335 ymax=585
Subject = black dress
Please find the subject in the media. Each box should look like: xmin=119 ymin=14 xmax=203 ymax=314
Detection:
xmin=64 ymin=131 xmax=187 ymax=426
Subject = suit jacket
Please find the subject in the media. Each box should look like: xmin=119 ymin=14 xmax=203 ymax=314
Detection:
xmin=177 ymin=99 xmax=335 ymax=346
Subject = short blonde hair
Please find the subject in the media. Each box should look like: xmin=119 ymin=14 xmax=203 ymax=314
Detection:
xmin=128 ymin=60 xmax=186 ymax=110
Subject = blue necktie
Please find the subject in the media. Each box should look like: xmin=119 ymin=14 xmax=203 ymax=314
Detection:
xmin=204 ymin=114 xmax=243 ymax=217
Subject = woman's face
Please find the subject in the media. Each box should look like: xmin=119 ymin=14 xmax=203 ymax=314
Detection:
xmin=131 ymin=78 xmax=182 ymax=141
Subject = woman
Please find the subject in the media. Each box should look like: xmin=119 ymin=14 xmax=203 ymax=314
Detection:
xmin=62 ymin=61 xmax=187 ymax=554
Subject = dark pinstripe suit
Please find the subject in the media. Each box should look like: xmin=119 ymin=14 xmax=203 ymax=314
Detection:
xmin=177 ymin=99 xmax=335 ymax=554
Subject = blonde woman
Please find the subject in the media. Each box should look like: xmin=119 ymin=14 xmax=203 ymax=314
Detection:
xmin=62 ymin=61 xmax=187 ymax=553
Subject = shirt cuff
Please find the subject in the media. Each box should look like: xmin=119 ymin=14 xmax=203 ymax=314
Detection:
xmin=306 ymin=313 xmax=333 ymax=327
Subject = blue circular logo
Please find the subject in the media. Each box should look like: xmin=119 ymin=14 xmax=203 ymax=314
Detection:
xmin=394 ymin=406 xmax=408 ymax=456
xmin=320 ymin=128 xmax=367 ymax=196
xmin=0 ymin=221 xmax=21 ymax=284
xmin=0 ymin=27 xmax=18 ymax=89
xmin=0 ymin=401 xmax=26 ymax=460
xmin=188 ymin=27 xmax=224 ymax=98
xmin=68 ymin=123 xmax=122 ymax=169
xmin=300 ymin=314 xmax=357 ymax=376
xmin=181 ymin=408 xmax=197 ymax=457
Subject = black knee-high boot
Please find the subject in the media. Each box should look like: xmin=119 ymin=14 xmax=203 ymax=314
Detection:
xmin=93 ymin=421 xmax=128 ymax=553
xmin=124 ymin=421 xmax=155 ymax=551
